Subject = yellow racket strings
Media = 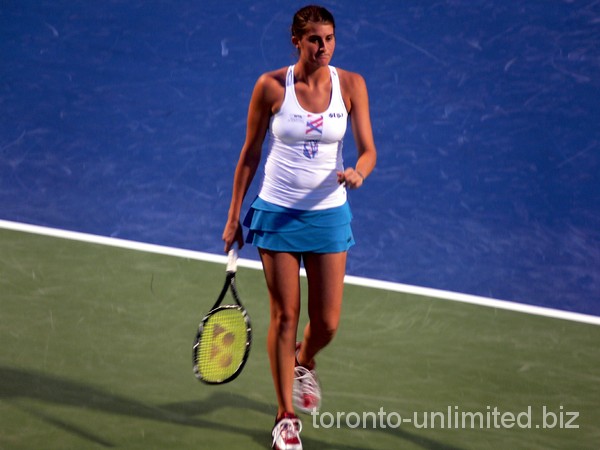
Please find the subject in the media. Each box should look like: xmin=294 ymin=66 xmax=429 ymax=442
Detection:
xmin=196 ymin=308 xmax=248 ymax=382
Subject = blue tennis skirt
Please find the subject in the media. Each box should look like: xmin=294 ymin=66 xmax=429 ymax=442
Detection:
xmin=243 ymin=197 xmax=355 ymax=253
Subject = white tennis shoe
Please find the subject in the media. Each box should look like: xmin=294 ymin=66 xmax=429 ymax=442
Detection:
xmin=293 ymin=365 xmax=321 ymax=413
xmin=272 ymin=413 xmax=302 ymax=450
xmin=293 ymin=343 xmax=322 ymax=413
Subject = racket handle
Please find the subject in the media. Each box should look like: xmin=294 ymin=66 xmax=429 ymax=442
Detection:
xmin=227 ymin=248 xmax=238 ymax=273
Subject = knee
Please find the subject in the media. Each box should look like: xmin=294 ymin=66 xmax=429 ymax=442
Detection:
xmin=271 ymin=308 xmax=299 ymax=337
xmin=312 ymin=318 xmax=339 ymax=342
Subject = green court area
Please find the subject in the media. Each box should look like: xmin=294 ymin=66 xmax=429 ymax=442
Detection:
xmin=1 ymin=227 xmax=598 ymax=449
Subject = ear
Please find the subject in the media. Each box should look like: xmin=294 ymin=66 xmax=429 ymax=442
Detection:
xmin=291 ymin=35 xmax=300 ymax=49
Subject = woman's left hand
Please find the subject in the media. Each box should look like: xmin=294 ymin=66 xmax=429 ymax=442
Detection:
xmin=337 ymin=168 xmax=364 ymax=189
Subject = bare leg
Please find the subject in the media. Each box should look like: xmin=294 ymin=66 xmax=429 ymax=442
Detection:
xmin=296 ymin=251 xmax=347 ymax=368
xmin=259 ymin=249 xmax=302 ymax=418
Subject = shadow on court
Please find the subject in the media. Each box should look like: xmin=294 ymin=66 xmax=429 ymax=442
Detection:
xmin=1 ymin=366 xmax=269 ymax=448
xmin=1 ymin=365 xmax=462 ymax=449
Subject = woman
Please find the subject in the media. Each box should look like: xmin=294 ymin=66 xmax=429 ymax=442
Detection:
xmin=222 ymin=5 xmax=377 ymax=449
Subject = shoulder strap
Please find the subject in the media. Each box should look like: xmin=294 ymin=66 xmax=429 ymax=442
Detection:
xmin=328 ymin=66 xmax=345 ymax=112
xmin=286 ymin=65 xmax=295 ymax=88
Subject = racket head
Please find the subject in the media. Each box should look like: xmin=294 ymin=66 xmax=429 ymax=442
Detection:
xmin=193 ymin=304 xmax=252 ymax=384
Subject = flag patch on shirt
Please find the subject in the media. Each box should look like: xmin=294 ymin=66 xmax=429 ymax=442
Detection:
xmin=306 ymin=114 xmax=323 ymax=136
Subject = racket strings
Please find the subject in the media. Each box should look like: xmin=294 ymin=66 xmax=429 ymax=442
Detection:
xmin=195 ymin=308 xmax=248 ymax=383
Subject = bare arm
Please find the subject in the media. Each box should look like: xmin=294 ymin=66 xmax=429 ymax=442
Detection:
xmin=222 ymin=74 xmax=273 ymax=252
xmin=337 ymin=71 xmax=378 ymax=189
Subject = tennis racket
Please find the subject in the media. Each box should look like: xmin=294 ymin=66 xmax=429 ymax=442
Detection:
xmin=193 ymin=249 xmax=252 ymax=384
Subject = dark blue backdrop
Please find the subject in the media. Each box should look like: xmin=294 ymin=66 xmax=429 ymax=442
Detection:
xmin=1 ymin=1 xmax=599 ymax=315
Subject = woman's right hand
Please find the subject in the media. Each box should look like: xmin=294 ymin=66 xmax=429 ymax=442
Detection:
xmin=222 ymin=219 xmax=245 ymax=253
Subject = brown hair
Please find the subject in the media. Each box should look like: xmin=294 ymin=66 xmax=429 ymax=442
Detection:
xmin=291 ymin=5 xmax=336 ymax=39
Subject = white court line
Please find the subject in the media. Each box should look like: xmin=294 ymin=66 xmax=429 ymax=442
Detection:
xmin=1 ymin=219 xmax=599 ymax=326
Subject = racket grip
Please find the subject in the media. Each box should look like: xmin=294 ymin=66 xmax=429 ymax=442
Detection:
xmin=227 ymin=248 xmax=238 ymax=273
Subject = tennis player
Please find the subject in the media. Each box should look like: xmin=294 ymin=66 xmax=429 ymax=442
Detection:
xmin=222 ymin=5 xmax=377 ymax=449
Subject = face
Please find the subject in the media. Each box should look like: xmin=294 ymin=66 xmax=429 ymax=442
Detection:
xmin=293 ymin=23 xmax=335 ymax=67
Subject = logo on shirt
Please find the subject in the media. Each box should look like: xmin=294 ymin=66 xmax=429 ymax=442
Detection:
xmin=303 ymin=140 xmax=319 ymax=159
xmin=303 ymin=114 xmax=323 ymax=159
xmin=306 ymin=114 xmax=323 ymax=137
xmin=288 ymin=114 xmax=304 ymax=123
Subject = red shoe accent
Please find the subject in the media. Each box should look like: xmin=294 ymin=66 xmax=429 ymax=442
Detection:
xmin=272 ymin=413 xmax=302 ymax=450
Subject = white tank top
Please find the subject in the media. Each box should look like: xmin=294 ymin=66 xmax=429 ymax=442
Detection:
xmin=258 ymin=65 xmax=348 ymax=210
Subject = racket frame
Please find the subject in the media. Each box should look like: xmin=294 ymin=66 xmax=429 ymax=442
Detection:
xmin=192 ymin=251 xmax=252 ymax=384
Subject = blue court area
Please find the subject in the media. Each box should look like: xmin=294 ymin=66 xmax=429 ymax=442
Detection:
xmin=1 ymin=3 xmax=600 ymax=449
xmin=1 ymin=1 xmax=599 ymax=316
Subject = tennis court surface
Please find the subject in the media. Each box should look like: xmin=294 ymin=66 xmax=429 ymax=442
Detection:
xmin=1 ymin=223 xmax=598 ymax=449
